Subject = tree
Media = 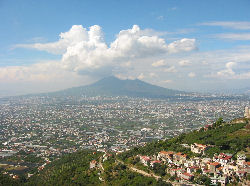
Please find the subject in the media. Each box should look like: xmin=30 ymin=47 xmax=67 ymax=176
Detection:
xmin=215 ymin=117 xmax=224 ymax=127
xmin=195 ymin=175 xmax=211 ymax=186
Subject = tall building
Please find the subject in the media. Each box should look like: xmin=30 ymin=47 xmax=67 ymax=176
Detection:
xmin=244 ymin=107 xmax=250 ymax=118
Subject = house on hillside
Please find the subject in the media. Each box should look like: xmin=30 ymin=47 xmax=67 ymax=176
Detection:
xmin=242 ymin=161 xmax=250 ymax=173
xmin=90 ymin=160 xmax=97 ymax=169
xmin=236 ymin=171 xmax=247 ymax=180
xmin=213 ymin=153 xmax=232 ymax=165
xmin=191 ymin=143 xmax=209 ymax=154
xmin=140 ymin=156 xmax=151 ymax=166
xmin=187 ymin=166 xmax=199 ymax=174
xmin=181 ymin=172 xmax=194 ymax=181
xmin=210 ymin=176 xmax=228 ymax=186
xmin=168 ymin=168 xmax=185 ymax=177
xmin=150 ymin=160 xmax=161 ymax=168
xmin=209 ymin=162 xmax=221 ymax=173
xmin=244 ymin=106 xmax=250 ymax=118
xmin=237 ymin=153 xmax=246 ymax=166
xmin=157 ymin=151 xmax=174 ymax=163
xmin=222 ymin=164 xmax=238 ymax=176
xmin=173 ymin=152 xmax=188 ymax=164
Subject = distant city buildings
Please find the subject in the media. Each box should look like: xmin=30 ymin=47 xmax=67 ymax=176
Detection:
xmin=0 ymin=95 xmax=249 ymax=179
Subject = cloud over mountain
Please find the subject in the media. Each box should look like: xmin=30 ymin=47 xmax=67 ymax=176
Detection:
xmin=13 ymin=25 xmax=196 ymax=77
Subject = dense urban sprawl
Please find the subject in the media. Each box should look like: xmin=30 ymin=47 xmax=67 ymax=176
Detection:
xmin=0 ymin=95 xmax=249 ymax=183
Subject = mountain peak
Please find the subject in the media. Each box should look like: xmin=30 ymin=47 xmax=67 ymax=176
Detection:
xmin=55 ymin=76 xmax=185 ymax=98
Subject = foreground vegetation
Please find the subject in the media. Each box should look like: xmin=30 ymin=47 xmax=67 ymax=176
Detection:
xmin=1 ymin=118 xmax=249 ymax=185
xmin=118 ymin=118 xmax=249 ymax=161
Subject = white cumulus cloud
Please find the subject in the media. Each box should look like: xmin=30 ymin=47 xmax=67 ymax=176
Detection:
xmin=210 ymin=61 xmax=250 ymax=79
xmin=163 ymin=66 xmax=177 ymax=73
xmin=167 ymin=38 xmax=197 ymax=53
xmin=15 ymin=25 xmax=88 ymax=54
xmin=217 ymin=62 xmax=236 ymax=77
xmin=152 ymin=59 xmax=166 ymax=67
xmin=15 ymin=25 xmax=197 ymax=76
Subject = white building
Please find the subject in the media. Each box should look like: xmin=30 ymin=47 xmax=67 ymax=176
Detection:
xmin=90 ymin=160 xmax=97 ymax=169
xmin=244 ymin=107 xmax=250 ymax=118
xmin=139 ymin=156 xmax=151 ymax=166
xmin=237 ymin=153 xmax=246 ymax=166
xmin=210 ymin=176 xmax=228 ymax=186
xmin=191 ymin=143 xmax=209 ymax=154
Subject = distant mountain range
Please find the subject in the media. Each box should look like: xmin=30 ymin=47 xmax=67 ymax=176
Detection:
xmin=51 ymin=76 xmax=185 ymax=98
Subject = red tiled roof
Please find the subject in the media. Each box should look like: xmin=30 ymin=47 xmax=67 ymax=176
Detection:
xmin=159 ymin=151 xmax=174 ymax=155
xmin=172 ymin=168 xmax=183 ymax=171
xmin=151 ymin=160 xmax=161 ymax=164
xmin=189 ymin=166 xmax=198 ymax=169
xmin=244 ymin=162 xmax=250 ymax=165
xmin=210 ymin=162 xmax=221 ymax=166
xmin=237 ymin=171 xmax=246 ymax=174
xmin=141 ymin=156 xmax=150 ymax=161
xmin=217 ymin=167 xmax=223 ymax=171
xmin=183 ymin=172 xmax=193 ymax=177
xmin=222 ymin=156 xmax=231 ymax=160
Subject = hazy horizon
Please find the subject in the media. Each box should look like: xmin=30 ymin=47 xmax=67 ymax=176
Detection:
xmin=1 ymin=0 xmax=250 ymax=97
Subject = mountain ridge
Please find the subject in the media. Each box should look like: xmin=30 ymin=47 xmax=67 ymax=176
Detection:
xmin=52 ymin=76 xmax=185 ymax=98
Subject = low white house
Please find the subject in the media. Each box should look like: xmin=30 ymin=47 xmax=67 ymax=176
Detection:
xmin=90 ymin=160 xmax=97 ymax=169
xmin=140 ymin=156 xmax=151 ymax=166
xmin=191 ymin=143 xmax=209 ymax=154
xmin=210 ymin=176 xmax=228 ymax=186
xmin=237 ymin=153 xmax=246 ymax=166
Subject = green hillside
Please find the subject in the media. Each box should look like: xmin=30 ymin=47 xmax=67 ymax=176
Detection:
xmin=118 ymin=118 xmax=250 ymax=160
xmin=9 ymin=150 xmax=170 ymax=186
xmin=25 ymin=150 xmax=102 ymax=186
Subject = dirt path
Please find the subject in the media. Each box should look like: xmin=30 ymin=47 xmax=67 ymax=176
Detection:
xmin=116 ymin=158 xmax=182 ymax=185
xmin=129 ymin=166 xmax=161 ymax=179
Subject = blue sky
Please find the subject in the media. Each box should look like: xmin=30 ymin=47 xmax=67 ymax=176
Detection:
xmin=0 ymin=0 xmax=250 ymax=96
